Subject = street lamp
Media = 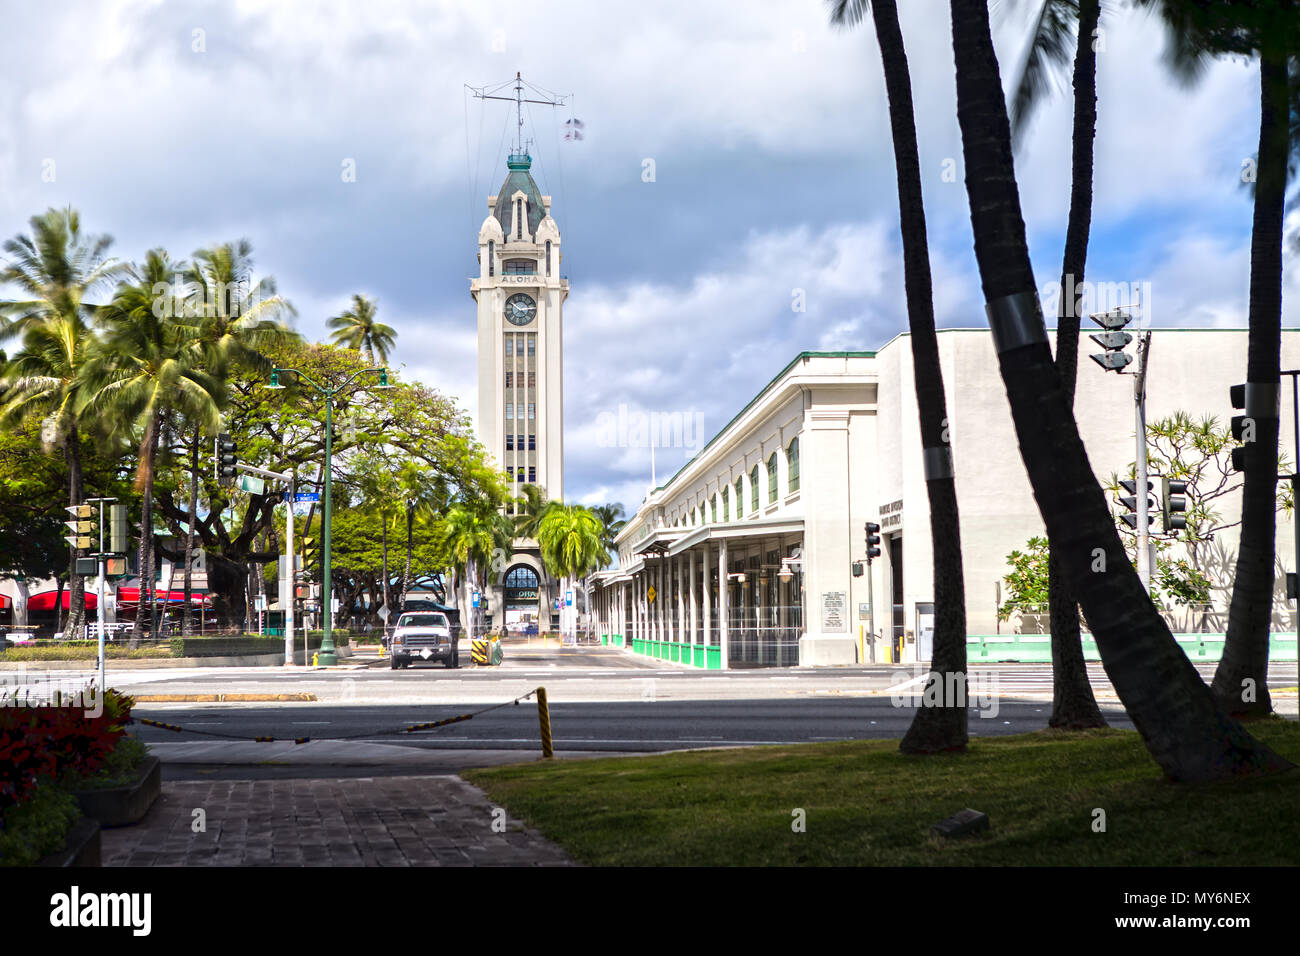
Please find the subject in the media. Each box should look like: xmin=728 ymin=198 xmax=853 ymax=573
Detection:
xmin=265 ymin=364 xmax=394 ymax=665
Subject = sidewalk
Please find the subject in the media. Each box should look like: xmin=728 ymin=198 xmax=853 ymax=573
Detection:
xmin=101 ymin=774 xmax=576 ymax=866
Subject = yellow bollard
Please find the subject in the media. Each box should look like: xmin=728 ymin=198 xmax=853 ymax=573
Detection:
xmin=536 ymin=686 xmax=554 ymax=759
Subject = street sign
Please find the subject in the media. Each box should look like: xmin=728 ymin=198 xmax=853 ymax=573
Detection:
xmin=378 ymin=606 xmax=390 ymax=620
xmin=566 ymin=590 xmax=573 ymax=607
xmin=290 ymin=492 xmax=320 ymax=503
xmin=238 ymin=474 xmax=266 ymax=495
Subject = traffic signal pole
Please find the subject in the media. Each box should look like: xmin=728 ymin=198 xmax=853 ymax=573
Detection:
xmin=1134 ymin=331 xmax=1153 ymax=593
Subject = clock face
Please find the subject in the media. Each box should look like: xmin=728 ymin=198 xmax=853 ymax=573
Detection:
xmin=505 ymin=293 xmax=537 ymax=326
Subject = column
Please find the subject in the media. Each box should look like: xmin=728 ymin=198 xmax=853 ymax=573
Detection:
xmin=676 ymin=555 xmax=686 ymax=649
xmin=701 ymin=544 xmax=712 ymax=654
xmin=688 ymin=550 xmax=698 ymax=662
xmin=718 ymin=538 xmax=729 ymax=670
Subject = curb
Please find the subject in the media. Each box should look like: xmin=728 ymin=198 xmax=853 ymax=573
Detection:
xmin=131 ymin=693 xmax=318 ymax=702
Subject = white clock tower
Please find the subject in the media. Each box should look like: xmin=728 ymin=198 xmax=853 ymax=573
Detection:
xmin=471 ymin=147 xmax=567 ymax=628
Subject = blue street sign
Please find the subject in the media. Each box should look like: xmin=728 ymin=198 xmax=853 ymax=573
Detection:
xmin=566 ymin=590 xmax=573 ymax=607
xmin=292 ymin=492 xmax=320 ymax=503
xmin=472 ymin=592 xmax=481 ymax=609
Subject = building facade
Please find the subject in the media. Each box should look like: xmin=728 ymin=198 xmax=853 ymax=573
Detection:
xmin=471 ymin=151 xmax=567 ymax=630
xmin=589 ymin=329 xmax=1300 ymax=668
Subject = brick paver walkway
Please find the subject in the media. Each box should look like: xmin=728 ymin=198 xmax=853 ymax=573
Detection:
xmin=101 ymin=775 xmax=575 ymax=866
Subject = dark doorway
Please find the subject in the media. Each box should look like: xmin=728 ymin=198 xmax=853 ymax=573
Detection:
xmin=890 ymin=534 xmax=904 ymax=662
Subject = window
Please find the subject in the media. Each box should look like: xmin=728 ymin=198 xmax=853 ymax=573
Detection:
xmin=722 ymin=487 xmax=729 ymax=522
xmin=528 ymin=403 xmax=536 ymax=420
xmin=787 ymin=438 xmax=800 ymax=493
xmin=528 ymin=371 xmax=536 ymax=388
xmin=527 ymin=335 xmax=536 ymax=357
xmin=515 ymin=198 xmax=523 ymax=239
xmin=516 ymin=467 xmax=525 ymax=483
xmin=750 ymin=465 xmax=759 ymax=512
xmin=505 ymin=371 xmax=513 ymax=388
xmin=711 ymin=495 xmax=717 ymax=522
xmin=506 ymin=403 xmax=514 ymax=421
xmin=506 ymin=435 xmax=515 ymax=451
xmin=518 ymin=434 xmax=525 ymax=450
xmin=734 ymin=478 xmax=743 ymax=518
xmin=529 ymin=466 xmax=536 ymax=482
xmin=528 ymin=435 xmax=536 ymax=451
xmin=505 ymin=336 xmax=514 ymax=357
xmin=545 ymin=240 xmax=552 ymax=276
xmin=488 ymin=240 xmax=495 ymax=276
xmin=504 ymin=259 xmax=535 ymax=275
xmin=506 ymin=565 xmax=539 ymax=589
xmin=767 ymin=454 xmax=778 ymax=503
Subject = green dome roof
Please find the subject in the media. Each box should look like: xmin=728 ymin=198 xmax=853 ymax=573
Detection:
xmin=492 ymin=153 xmax=547 ymax=239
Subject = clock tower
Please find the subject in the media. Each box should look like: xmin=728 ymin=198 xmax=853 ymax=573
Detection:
xmin=471 ymin=149 xmax=567 ymax=628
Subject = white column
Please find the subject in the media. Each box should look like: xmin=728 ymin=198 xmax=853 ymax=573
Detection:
xmin=701 ymin=545 xmax=712 ymax=656
xmin=688 ymin=550 xmax=698 ymax=657
xmin=718 ymin=538 xmax=729 ymax=670
xmin=676 ymin=555 xmax=685 ymax=647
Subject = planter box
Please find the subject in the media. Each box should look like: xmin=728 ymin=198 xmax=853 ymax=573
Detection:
xmin=36 ymin=817 xmax=101 ymax=867
xmin=71 ymin=756 xmax=161 ymax=828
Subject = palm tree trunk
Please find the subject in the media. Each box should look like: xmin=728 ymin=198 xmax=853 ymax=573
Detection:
xmin=1049 ymin=0 xmax=1106 ymax=730
xmin=947 ymin=0 xmax=1290 ymax=781
xmin=1211 ymin=50 xmax=1291 ymax=718
xmin=64 ymin=429 xmax=86 ymax=638
xmin=132 ymin=416 xmax=160 ymax=648
xmin=182 ymin=430 xmax=200 ymax=637
xmin=870 ymin=0 xmax=968 ymax=753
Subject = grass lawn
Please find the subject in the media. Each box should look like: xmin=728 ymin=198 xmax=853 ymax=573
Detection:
xmin=463 ymin=722 xmax=1300 ymax=866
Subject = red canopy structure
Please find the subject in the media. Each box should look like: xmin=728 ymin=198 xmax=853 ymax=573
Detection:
xmin=27 ymin=590 xmax=98 ymax=611
xmin=116 ymin=588 xmax=210 ymax=606
xmin=0 ymin=594 xmax=9 ymax=609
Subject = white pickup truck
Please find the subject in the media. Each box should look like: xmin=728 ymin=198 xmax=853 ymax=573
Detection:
xmin=389 ymin=612 xmax=459 ymax=669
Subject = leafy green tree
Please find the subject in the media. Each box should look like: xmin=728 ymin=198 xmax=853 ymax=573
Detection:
xmin=591 ymin=503 xmax=626 ymax=566
xmin=437 ymin=496 xmax=512 ymax=636
xmin=87 ymin=249 xmax=223 ymax=643
xmin=327 ymin=294 xmax=395 ymax=366
xmin=538 ymin=504 xmax=605 ymax=639
xmin=512 ymin=483 xmax=554 ymax=540
xmin=0 ymin=208 xmax=122 ymax=636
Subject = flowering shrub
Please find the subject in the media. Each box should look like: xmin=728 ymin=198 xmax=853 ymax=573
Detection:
xmin=0 ymin=688 xmax=134 ymax=816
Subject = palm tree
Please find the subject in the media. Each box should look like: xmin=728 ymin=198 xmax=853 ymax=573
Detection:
xmin=945 ymin=0 xmax=1290 ymax=780
xmin=180 ymin=240 xmax=295 ymax=635
xmin=1129 ymin=1 xmax=1300 ymax=718
xmin=829 ymin=0 xmax=968 ymax=752
xmin=0 ymin=208 xmax=122 ymax=640
xmin=1004 ymin=0 xmax=1108 ymax=730
xmin=591 ymin=503 xmax=626 ymax=566
xmin=438 ymin=501 xmax=512 ymax=637
xmin=512 ymin=483 xmax=554 ymax=540
xmin=537 ymin=504 xmax=605 ymax=640
xmin=88 ymin=249 xmax=223 ymax=643
xmin=327 ymin=294 xmax=395 ymax=366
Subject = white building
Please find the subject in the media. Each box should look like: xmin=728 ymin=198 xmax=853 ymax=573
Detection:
xmin=471 ymin=150 xmax=567 ymax=629
xmin=589 ymin=328 xmax=1300 ymax=668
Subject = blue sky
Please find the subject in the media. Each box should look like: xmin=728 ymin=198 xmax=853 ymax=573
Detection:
xmin=1 ymin=0 xmax=1295 ymax=513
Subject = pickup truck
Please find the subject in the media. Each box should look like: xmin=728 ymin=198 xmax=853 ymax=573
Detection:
xmin=389 ymin=612 xmax=459 ymax=669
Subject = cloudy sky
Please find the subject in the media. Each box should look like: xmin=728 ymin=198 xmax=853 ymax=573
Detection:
xmin=3 ymin=0 xmax=1296 ymax=513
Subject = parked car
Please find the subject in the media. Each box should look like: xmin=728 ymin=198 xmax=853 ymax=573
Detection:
xmin=390 ymin=612 xmax=458 ymax=669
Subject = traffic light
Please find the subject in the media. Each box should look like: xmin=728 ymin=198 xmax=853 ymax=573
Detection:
xmin=1088 ymin=309 xmax=1135 ymax=371
xmin=865 ymin=522 xmax=881 ymax=561
xmin=1161 ymin=478 xmax=1188 ymax=533
xmin=105 ymin=557 xmax=127 ymax=578
xmin=1229 ymin=383 xmax=1249 ymax=472
xmin=109 ymin=504 xmax=128 ymax=554
xmin=1118 ymin=479 xmax=1158 ymax=529
xmin=63 ymin=504 xmax=92 ymax=550
xmin=215 ymin=432 xmax=238 ymax=485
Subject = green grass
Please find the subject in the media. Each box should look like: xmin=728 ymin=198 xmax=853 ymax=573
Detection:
xmin=464 ymin=722 xmax=1300 ymax=866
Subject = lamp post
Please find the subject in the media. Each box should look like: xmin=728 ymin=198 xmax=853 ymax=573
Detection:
xmin=265 ymin=365 xmax=393 ymax=665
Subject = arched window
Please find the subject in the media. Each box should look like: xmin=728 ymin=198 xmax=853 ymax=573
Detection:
xmin=545 ymin=240 xmax=552 ymax=276
xmin=734 ymin=478 xmax=743 ymax=518
xmin=767 ymin=453 xmax=779 ymax=503
xmin=506 ymin=565 xmax=539 ymax=589
xmin=711 ymin=495 xmax=717 ymax=522
xmin=488 ymin=240 xmax=495 ymax=277
xmin=787 ymin=437 xmax=800 ymax=493
xmin=722 ymin=486 xmax=729 ymax=522
xmin=515 ymin=198 xmax=523 ymax=239
xmin=750 ymin=465 xmax=759 ymax=512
